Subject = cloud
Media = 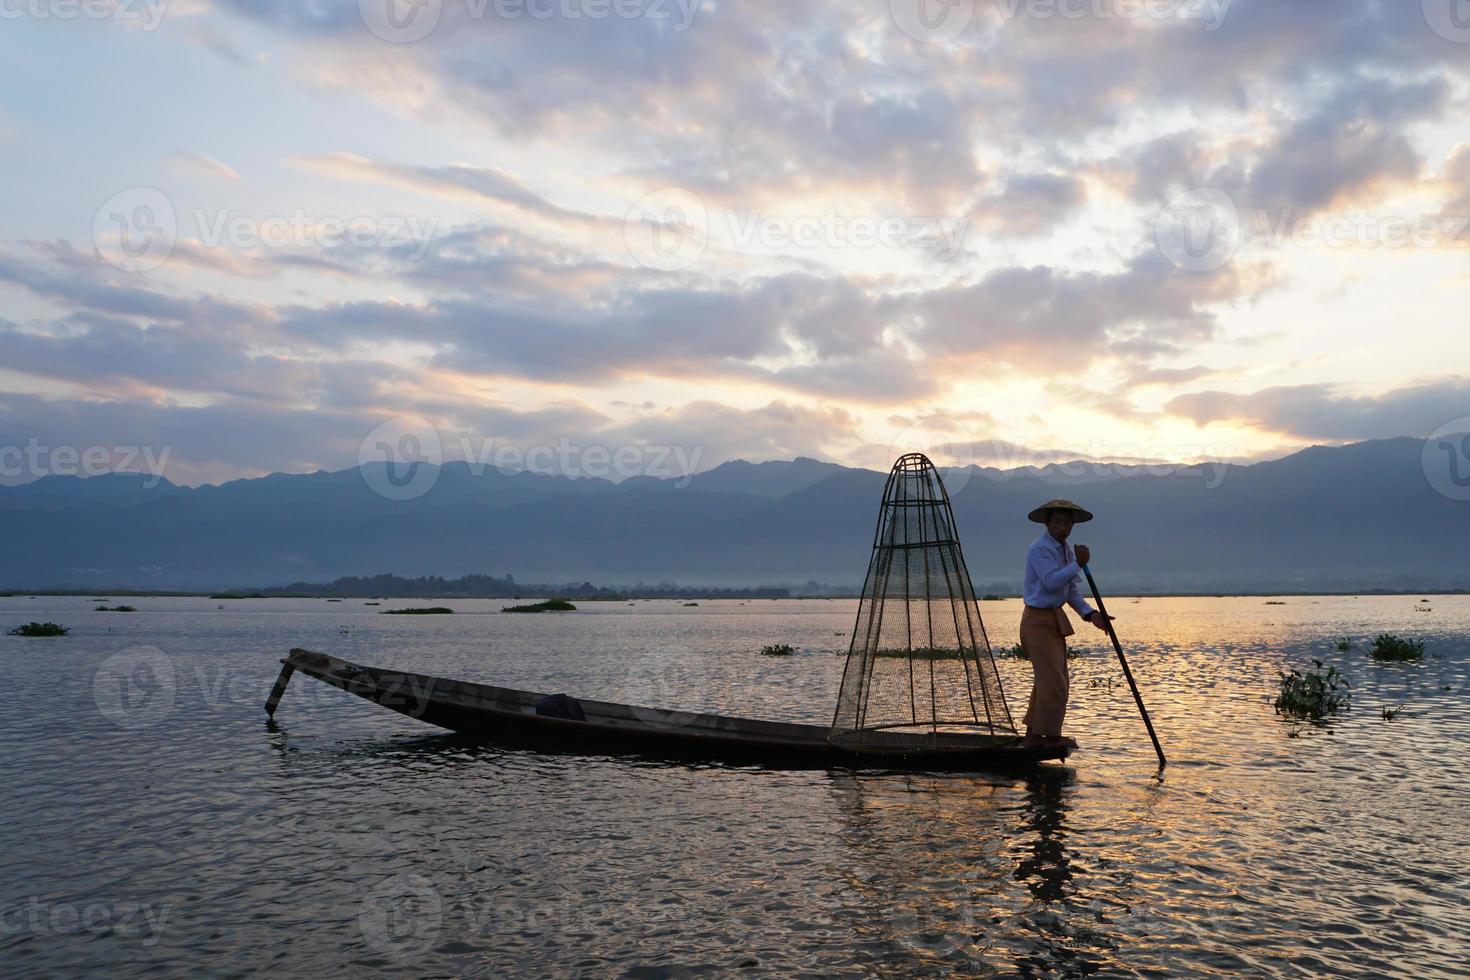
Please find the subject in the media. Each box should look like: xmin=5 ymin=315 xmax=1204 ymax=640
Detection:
xmin=909 ymin=249 xmax=1262 ymax=369
xmin=1165 ymin=378 xmax=1470 ymax=440
xmin=169 ymin=151 xmax=241 ymax=181
xmin=0 ymin=246 xmax=268 ymax=328
xmin=0 ymin=389 xmax=860 ymax=487
xmin=1437 ymin=143 xmax=1470 ymax=220
xmin=5 ymin=0 xmax=1469 ymax=487
xmin=1244 ymin=76 xmax=1445 ymax=216
xmin=297 ymin=153 xmax=611 ymax=231
xmin=1 ymin=224 xmax=1264 ymax=415
xmin=968 ymin=173 xmax=1088 ymax=237
xmin=1122 ymin=365 xmax=1227 ymax=388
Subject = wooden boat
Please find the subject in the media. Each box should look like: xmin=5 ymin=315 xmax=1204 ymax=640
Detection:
xmin=266 ymin=649 xmax=1069 ymax=771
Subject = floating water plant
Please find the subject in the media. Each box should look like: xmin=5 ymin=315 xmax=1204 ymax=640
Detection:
xmin=760 ymin=643 xmax=795 ymax=657
xmin=1380 ymin=704 xmax=1412 ymax=721
xmin=382 ymin=606 xmax=455 ymax=615
xmin=1334 ymin=637 xmax=1353 ymax=651
xmin=874 ymin=646 xmax=966 ymax=660
xmin=501 ymin=599 xmax=575 ymax=613
xmin=1369 ymin=634 xmax=1424 ymax=662
xmin=8 ymin=622 xmax=69 ymax=637
xmin=1002 ymin=643 xmax=1079 ymax=661
xmin=1274 ymin=659 xmax=1350 ymax=720
xmin=95 ymin=605 xmax=137 ymax=612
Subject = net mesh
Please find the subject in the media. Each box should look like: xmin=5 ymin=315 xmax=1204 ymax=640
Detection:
xmin=831 ymin=453 xmax=1016 ymax=748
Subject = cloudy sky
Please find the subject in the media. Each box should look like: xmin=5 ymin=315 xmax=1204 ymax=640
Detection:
xmin=2 ymin=0 xmax=1469 ymax=485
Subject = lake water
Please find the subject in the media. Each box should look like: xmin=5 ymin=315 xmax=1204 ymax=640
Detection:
xmin=2 ymin=594 xmax=1467 ymax=977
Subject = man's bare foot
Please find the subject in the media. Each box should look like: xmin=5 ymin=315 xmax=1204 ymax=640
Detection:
xmin=1043 ymin=734 xmax=1079 ymax=749
xmin=1020 ymin=733 xmax=1047 ymax=748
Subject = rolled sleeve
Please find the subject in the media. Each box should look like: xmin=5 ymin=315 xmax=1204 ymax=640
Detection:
xmin=1039 ymin=559 xmax=1081 ymax=592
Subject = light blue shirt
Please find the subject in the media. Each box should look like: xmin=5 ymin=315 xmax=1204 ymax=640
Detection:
xmin=1023 ymin=532 xmax=1095 ymax=618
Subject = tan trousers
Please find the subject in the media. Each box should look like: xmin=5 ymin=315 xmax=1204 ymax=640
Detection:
xmin=1020 ymin=605 xmax=1074 ymax=736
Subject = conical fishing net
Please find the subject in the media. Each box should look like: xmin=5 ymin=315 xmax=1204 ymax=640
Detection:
xmin=831 ymin=453 xmax=1016 ymax=749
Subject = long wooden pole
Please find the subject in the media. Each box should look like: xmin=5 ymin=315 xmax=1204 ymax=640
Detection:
xmin=1081 ymin=564 xmax=1166 ymax=768
xmin=264 ymin=663 xmax=295 ymax=718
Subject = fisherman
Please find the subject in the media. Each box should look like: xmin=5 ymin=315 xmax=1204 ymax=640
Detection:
xmin=1019 ymin=498 xmax=1114 ymax=750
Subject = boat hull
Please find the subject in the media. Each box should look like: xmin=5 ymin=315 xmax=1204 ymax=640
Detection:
xmin=276 ymin=649 xmax=1069 ymax=771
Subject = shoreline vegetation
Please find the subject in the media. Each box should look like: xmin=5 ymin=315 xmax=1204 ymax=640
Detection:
xmin=3 ymin=574 xmax=1467 ymax=603
xmin=502 ymin=599 xmax=577 ymax=613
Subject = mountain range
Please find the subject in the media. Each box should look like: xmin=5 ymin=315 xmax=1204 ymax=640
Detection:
xmin=1 ymin=438 xmax=1463 ymax=593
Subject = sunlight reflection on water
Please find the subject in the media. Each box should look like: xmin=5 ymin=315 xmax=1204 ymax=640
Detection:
xmin=0 ymin=594 xmax=1467 ymax=976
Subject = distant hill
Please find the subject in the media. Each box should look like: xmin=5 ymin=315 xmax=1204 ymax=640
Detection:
xmin=1 ymin=438 xmax=1464 ymax=592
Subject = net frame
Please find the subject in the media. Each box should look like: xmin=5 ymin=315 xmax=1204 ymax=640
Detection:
xmin=830 ymin=453 xmax=1016 ymax=749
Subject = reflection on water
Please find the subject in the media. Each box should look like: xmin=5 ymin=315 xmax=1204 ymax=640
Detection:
xmin=1015 ymin=773 xmax=1073 ymax=907
xmin=829 ymin=770 xmax=1111 ymax=975
xmin=1 ymin=594 xmax=1468 ymax=975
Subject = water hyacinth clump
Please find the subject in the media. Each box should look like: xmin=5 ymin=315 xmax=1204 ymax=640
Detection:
xmin=1274 ymin=660 xmax=1350 ymax=720
xmin=501 ymin=599 xmax=575 ymax=613
xmin=1369 ymin=634 xmax=1424 ymax=662
xmin=1004 ymin=643 xmax=1080 ymax=661
xmin=760 ymin=643 xmax=796 ymax=657
xmin=8 ymin=622 xmax=69 ymax=637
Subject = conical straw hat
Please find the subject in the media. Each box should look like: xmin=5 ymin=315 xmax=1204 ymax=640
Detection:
xmin=1027 ymin=498 xmax=1094 ymax=524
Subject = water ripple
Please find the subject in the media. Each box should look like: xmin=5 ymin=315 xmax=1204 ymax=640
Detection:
xmin=1 ymin=595 xmax=1467 ymax=976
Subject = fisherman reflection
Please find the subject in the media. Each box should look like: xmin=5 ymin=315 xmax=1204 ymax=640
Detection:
xmin=1014 ymin=773 xmax=1074 ymax=905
